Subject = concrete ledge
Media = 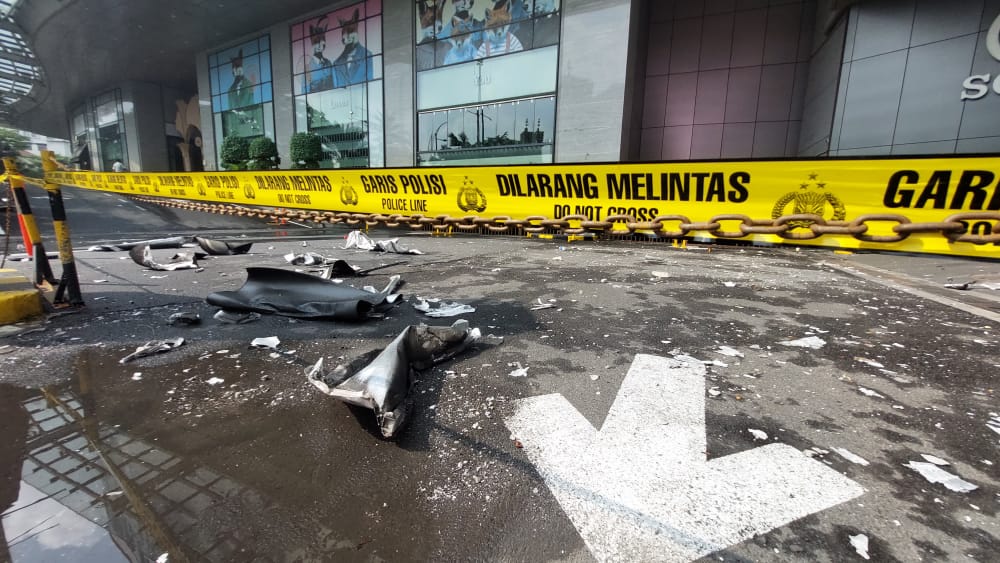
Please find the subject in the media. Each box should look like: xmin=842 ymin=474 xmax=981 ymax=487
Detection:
xmin=0 ymin=269 xmax=44 ymax=324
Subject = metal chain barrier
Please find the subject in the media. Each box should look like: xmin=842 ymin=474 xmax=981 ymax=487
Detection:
xmin=125 ymin=195 xmax=1000 ymax=245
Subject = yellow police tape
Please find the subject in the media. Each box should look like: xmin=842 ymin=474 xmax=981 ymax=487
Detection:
xmin=45 ymin=156 xmax=1000 ymax=258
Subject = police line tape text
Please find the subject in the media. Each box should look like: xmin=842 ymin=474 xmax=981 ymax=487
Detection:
xmin=496 ymin=172 xmax=750 ymax=202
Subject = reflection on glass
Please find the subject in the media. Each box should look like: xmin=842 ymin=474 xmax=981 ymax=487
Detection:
xmin=304 ymin=84 xmax=370 ymax=168
xmin=292 ymin=1 xmax=384 ymax=168
xmin=417 ymin=95 xmax=555 ymax=166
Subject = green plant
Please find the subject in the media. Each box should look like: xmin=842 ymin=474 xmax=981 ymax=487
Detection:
xmin=289 ymin=132 xmax=323 ymax=169
xmin=248 ymin=136 xmax=279 ymax=170
xmin=219 ymin=135 xmax=250 ymax=170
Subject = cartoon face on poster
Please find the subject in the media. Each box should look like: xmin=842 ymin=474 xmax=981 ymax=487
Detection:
xmin=210 ymin=39 xmax=272 ymax=113
xmin=293 ymin=1 xmax=382 ymax=94
xmin=415 ymin=0 xmax=557 ymax=66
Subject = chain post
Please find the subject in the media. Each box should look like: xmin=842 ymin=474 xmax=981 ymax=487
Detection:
xmin=41 ymin=151 xmax=83 ymax=306
xmin=2 ymin=157 xmax=56 ymax=286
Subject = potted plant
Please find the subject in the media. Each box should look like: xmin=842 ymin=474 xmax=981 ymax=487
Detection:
xmin=248 ymin=136 xmax=280 ymax=170
xmin=219 ymin=135 xmax=250 ymax=170
xmin=289 ymin=132 xmax=323 ymax=169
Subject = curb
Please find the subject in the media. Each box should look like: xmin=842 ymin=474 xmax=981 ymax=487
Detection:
xmin=0 ymin=269 xmax=44 ymax=325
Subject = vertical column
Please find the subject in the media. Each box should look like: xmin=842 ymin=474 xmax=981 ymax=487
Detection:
xmin=555 ymin=0 xmax=636 ymax=162
xmin=195 ymin=54 xmax=218 ymax=170
xmin=382 ymin=0 xmax=415 ymax=167
xmin=269 ymin=23 xmax=295 ymax=168
xmin=3 ymin=157 xmax=55 ymax=286
xmin=41 ymin=151 xmax=83 ymax=306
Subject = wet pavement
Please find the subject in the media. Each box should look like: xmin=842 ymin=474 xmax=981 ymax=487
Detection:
xmin=0 ymin=185 xmax=998 ymax=562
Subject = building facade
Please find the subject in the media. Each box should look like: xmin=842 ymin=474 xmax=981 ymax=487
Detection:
xmin=5 ymin=0 xmax=1000 ymax=172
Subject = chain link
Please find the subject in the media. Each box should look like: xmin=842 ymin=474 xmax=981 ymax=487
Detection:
xmin=124 ymin=196 xmax=1000 ymax=246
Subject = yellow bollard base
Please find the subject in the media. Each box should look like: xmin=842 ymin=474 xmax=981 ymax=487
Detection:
xmin=0 ymin=269 xmax=45 ymax=324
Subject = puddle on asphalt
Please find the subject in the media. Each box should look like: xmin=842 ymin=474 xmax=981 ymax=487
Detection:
xmin=0 ymin=344 xmax=452 ymax=562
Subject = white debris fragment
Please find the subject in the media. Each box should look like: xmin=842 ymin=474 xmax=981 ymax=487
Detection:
xmin=413 ymin=298 xmax=476 ymax=317
xmin=206 ymin=377 xmax=225 ymax=386
xmin=903 ymin=461 xmax=978 ymax=493
xmin=855 ymin=357 xmax=884 ymax=368
xmin=803 ymin=447 xmax=829 ymax=458
xmin=708 ymin=387 xmax=721 ymax=397
xmin=530 ymin=298 xmax=556 ymax=311
xmin=779 ymin=336 xmax=826 ymax=349
xmin=156 ymin=554 xmax=169 ymax=563
xmin=704 ymin=359 xmax=728 ymax=367
xmin=748 ymin=429 xmax=768 ymax=441
xmin=250 ymin=336 xmax=281 ymax=349
xmin=987 ymin=414 xmax=1000 ymax=436
xmin=589 ymin=374 xmax=599 ymax=381
xmin=715 ymin=346 xmax=744 ymax=358
xmin=832 ymin=447 xmax=870 ymax=466
xmin=858 ymin=387 xmax=885 ymax=399
xmin=921 ymin=454 xmax=949 ymax=466
xmin=651 ymin=271 xmax=670 ymax=278
xmin=849 ymin=533 xmax=870 ymax=560
xmin=131 ymin=372 xmax=142 ymax=381
xmin=508 ymin=363 xmax=529 ymax=378
xmin=723 ymin=281 xmax=737 ymax=287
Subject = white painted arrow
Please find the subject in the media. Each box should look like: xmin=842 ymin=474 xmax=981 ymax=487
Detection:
xmin=505 ymin=354 xmax=864 ymax=562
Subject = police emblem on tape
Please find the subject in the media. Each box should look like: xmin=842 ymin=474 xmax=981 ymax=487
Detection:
xmin=196 ymin=182 xmax=207 ymax=197
xmin=243 ymin=183 xmax=256 ymax=200
xmin=458 ymin=177 xmax=487 ymax=213
xmin=340 ymin=178 xmax=359 ymax=206
xmin=772 ymin=173 xmax=845 ymax=228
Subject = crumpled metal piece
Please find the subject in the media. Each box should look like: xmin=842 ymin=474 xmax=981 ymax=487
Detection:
xmin=283 ymin=252 xmax=364 ymax=277
xmin=120 ymin=337 xmax=185 ymax=364
xmin=412 ymin=297 xmax=476 ymax=317
xmin=344 ymin=230 xmax=423 ymax=254
xmin=206 ymin=267 xmax=402 ymax=320
xmin=88 ymin=236 xmax=189 ymax=251
xmin=195 ymin=236 xmax=253 ymax=255
xmin=306 ymin=320 xmax=481 ymax=438
xmin=284 ymin=252 xmax=334 ymax=266
xmin=250 ymin=336 xmax=281 ymax=349
xmin=944 ymin=280 xmax=1000 ymax=291
xmin=167 ymin=312 xmax=201 ymax=326
xmin=213 ymin=310 xmax=261 ymax=324
xmin=129 ymin=245 xmax=199 ymax=271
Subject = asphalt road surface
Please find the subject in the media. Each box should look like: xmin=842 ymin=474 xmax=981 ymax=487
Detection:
xmin=0 ymin=184 xmax=998 ymax=562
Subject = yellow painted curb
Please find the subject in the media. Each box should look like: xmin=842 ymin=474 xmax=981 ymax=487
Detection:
xmin=0 ymin=269 xmax=44 ymax=324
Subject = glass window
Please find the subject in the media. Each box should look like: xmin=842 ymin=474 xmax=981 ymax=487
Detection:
xmin=416 ymin=46 xmax=558 ymax=110
xmin=417 ymin=95 xmax=555 ymax=166
xmin=208 ymin=35 xmax=275 ymax=162
xmin=291 ymin=1 xmax=384 ymax=168
xmin=414 ymin=0 xmax=558 ymax=70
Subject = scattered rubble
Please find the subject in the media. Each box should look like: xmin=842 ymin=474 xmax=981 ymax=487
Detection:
xmin=120 ymin=337 xmax=185 ymax=364
xmin=849 ymin=533 xmax=870 ymax=560
xmin=129 ymin=245 xmax=199 ymax=271
xmin=213 ymin=310 xmax=261 ymax=324
xmin=413 ymin=297 xmax=476 ymax=317
xmin=344 ymin=230 xmax=423 ymax=254
xmin=168 ymin=312 xmax=201 ymax=326
xmin=778 ymin=336 xmax=826 ymax=349
xmin=195 ymin=236 xmax=252 ymax=255
xmin=903 ymin=461 xmax=978 ymax=493
xmin=88 ymin=236 xmax=188 ymax=251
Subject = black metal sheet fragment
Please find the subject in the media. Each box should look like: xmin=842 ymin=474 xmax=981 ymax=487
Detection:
xmin=206 ymin=267 xmax=401 ymax=320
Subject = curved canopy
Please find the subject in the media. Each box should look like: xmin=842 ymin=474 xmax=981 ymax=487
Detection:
xmin=0 ymin=0 xmax=45 ymax=126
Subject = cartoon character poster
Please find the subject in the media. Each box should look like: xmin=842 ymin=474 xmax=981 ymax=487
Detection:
xmin=414 ymin=0 xmax=558 ymax=67
xmin=209 ymin=37 xmax=273 ymax=139
xmin=292 ymin=1 xmax=383 ymax=94
xmin=209 ymin=37 xmax=272 ymax=112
